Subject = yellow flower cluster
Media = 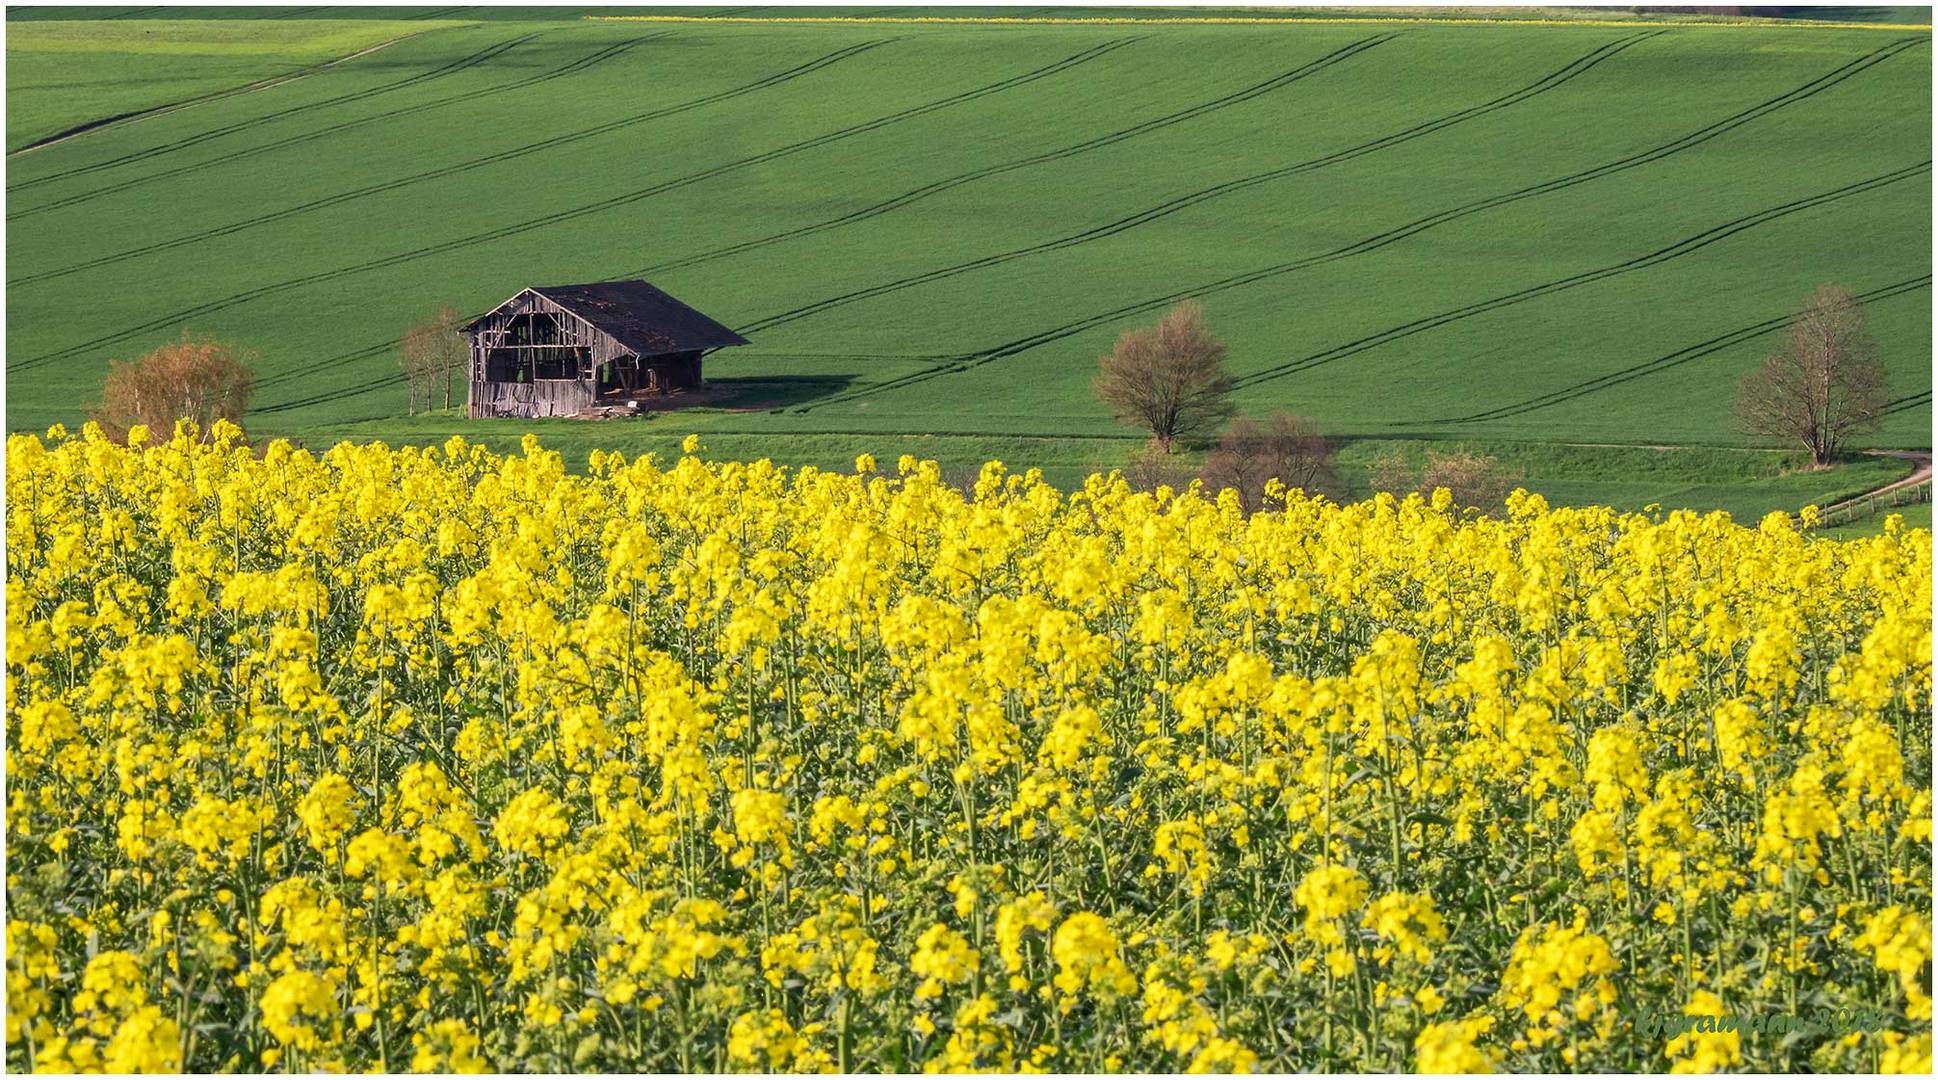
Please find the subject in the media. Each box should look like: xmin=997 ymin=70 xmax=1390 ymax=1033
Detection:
xmin=3 ymin=422 xmax=1930 ymax=1072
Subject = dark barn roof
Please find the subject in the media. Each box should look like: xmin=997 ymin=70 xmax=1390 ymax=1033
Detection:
xmin=468 ymin=279 xmax=749 ymax=356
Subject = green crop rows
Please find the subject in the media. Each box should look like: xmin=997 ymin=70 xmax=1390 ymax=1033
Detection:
xmin=6 ymin=8 xmax=1930 ymax=523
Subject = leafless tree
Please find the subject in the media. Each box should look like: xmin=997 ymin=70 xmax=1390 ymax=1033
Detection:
xmin=1418 ymin=449 xmax=1520 ymax=514
xmin=399 ymin=345 xmax=430 ymax=416
xmin=90 ymin=332 xmax=254 ymax=444
xmin=401 ymin=304 xmax=469 ymax=413
xmin=1366 ymin=445 xmax=1521 ymax=516
xmin=1094 ymin=300 xmax=1235 ymax=452
xmin=1199 ymin=412 xmax=1337 ymax=510
xmin=1736 ymin=285 xmax=1887 ymax=466
xmin=1125 ymin=438 xmax=1192 ymax=493
xmin=1365 ymin=447 xmax=1416 ymax=499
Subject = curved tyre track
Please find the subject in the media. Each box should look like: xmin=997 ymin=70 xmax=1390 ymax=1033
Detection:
xmin=1447 ymin=275 xmax=1933 ymax=422
xmin=10 ymin=29 xmax=547 ymax=192
xmin=8 ymin=35 xmax=873 ymax=264
xmin=8 ymin=38 xmax=1137 ymax=377
xmin=786 ymin=35 xmax=1923 ymax=413
xmin=5 ymin=38 xmax=893 ymax=375
xmin=255 ymin=343 xmax=399 ymax=412
xmin=633 ymin=31 xmax=1402 ymax=277
xmin=6 ymin=31 xmax=434 ymax=158
xmin=13 ymin=35 xmax=1125 ymax=259
xmin=1230 ymin=161 xmax=1930 ymax=388
xmin=9 ymin=33 xmax=664 ymax=227
xmin=257 ymin=343 xmax=398 ymax=391
xmin=1880 ymin=390 xmax=1933 ymax=418
xmin=739 ymin=30 xmax=1654 ymax=335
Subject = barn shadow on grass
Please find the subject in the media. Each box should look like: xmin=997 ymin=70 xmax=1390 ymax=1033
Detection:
xmin=650 ymin=375 xmax=859 ymax=413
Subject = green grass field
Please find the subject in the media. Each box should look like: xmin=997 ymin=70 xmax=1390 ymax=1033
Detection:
xmin=6 ymin=7 xmax=1930 ymax=521
xmin=4 ymin=15 xmax=464 ymax=151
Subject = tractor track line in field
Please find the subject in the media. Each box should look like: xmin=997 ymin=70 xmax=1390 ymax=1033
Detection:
xmin=9 ymin=38 xmax=1137 ymax=378
xmin=18 ymin=36 xmax=892 ymax=238
xmin=258 ymin=377 xmax=403 ymax=414
xmin=1879 ymin=390 xmax=1933 ymax=418
xmin=5 ymin=31 xmax=442 ymax=158
xmin=255 ymin=346 xmax=399 ymax=411
xmin=8 ymin=34 xmax=892 ymax=272
xmin=9 ymin=33 xmax=665 ymax=227
xmin=244 ymin=39 xmax=1138 ymax=409
xmin=5 ymin=38 xmax=893 ymax=376
xmin=738 ymin=29 xmax=1654 ymax=334
xmin=1231 ymin=161 xmax=1930 ymax=388
xmin=14 ymin=34 xmax=1118 ymax=256
xmin=785 ymin=35 xmax=1921 ymax=413
xmin=1448 ymin=275 xmax=1934 ymax=422
xmin=9 ymin=28 xmax=537 ymax=191
xmin=634 ymin=31 xmax=1402 ymax=277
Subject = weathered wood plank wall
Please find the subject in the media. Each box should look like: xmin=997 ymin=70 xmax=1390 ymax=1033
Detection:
xmin=467 ymin=378 xmax=595 ymax=419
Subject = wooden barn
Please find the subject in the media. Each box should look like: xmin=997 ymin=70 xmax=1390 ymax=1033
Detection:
xmin=464 ymin=280 xmax=749 ymax=419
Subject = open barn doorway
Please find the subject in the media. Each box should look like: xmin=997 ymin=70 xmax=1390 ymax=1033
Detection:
xmin=597 ymin=354 xmax=647 ymax=398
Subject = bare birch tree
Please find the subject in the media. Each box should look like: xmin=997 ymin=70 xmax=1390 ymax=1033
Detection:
xmin=1736 ymin=285 xmax=1887 ymax=467
xmin=401 ymin=304 xmax=469 ymax=413
xmin=1094 ymin=300 xmax=1235 ymax=452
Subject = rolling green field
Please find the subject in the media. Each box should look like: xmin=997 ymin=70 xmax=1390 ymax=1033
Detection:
xmin=6 ymin=7 xmax=1931 ymax=522
xmin=4 ymin=15 xmax=464 ymax=152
